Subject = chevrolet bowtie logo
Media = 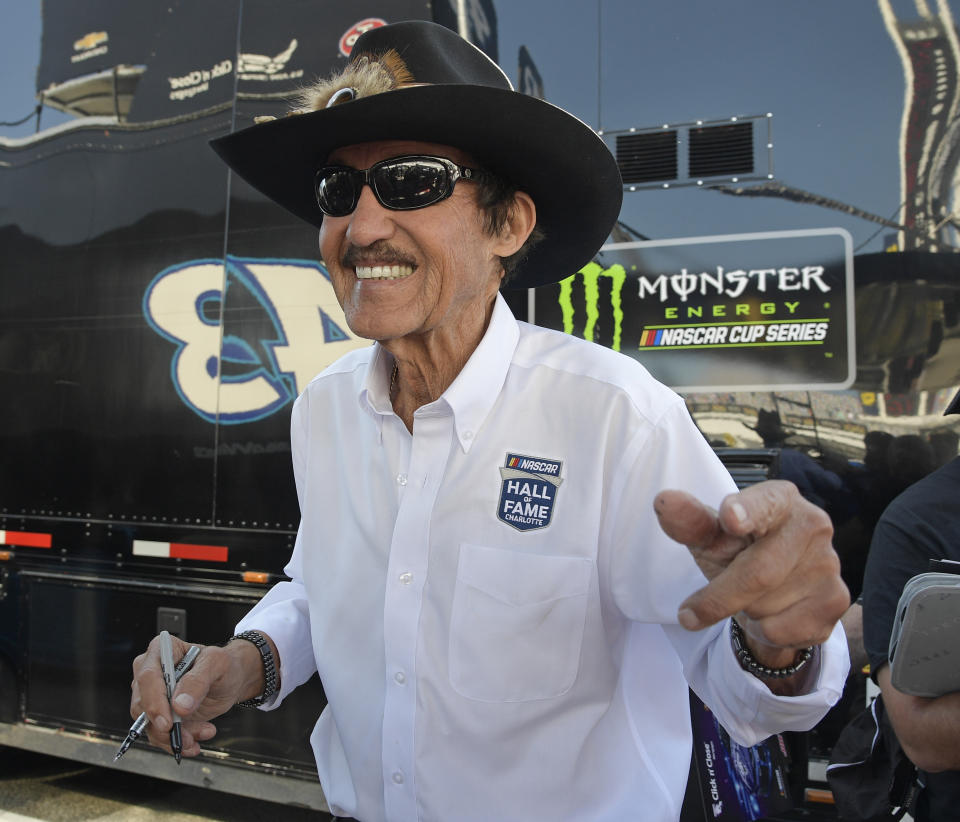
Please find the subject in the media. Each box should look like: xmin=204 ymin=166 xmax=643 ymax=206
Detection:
xmin=74 ymin=31 xmax=108 ymax=52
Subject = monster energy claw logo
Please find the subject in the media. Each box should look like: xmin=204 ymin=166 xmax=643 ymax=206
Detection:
xmin=558 ymin=263 xmax=626 ymax=351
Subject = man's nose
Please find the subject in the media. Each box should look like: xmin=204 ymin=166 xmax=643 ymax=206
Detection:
xmin=345 ymin=184 xmax=395 ymax=247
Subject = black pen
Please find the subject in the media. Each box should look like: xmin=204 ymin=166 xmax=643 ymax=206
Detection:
xmin=114 ymin=642 xmax=200 ymax=762
xmin=157 ymin=630 xmax=183 ymax=764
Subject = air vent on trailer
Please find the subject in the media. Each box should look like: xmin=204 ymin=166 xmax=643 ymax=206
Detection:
xmin=602 ymin=113 xmax=773 ymax=190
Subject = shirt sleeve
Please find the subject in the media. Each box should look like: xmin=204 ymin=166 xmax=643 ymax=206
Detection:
xmin=233 ymin=390 xmax=317 ymax=709
xmin=605 ymin=398 xmax=848 ymax=746
xmin=234 ymin=534 xmax=318 ymax=709
xmin=665 ymin=620 xmax=848 ymax=747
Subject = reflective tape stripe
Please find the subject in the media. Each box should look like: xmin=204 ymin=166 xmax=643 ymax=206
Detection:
xmin=170 ymin=543 xmax=228 ymax=562
xmin=133 ymin=539 xmax=228 ymax=562
xmin=132 ymin=540 xmax=170 ymax=557
xmin=0 ymin=530 xmax=52 ymax=548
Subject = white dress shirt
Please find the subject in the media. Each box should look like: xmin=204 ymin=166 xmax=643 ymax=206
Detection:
xmin=236 ymin=293 xmax=848 ymax=822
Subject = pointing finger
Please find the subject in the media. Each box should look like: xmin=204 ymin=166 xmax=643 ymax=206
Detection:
xmin=716 ymin=480 xmax=799 ymax=538
xmin=678 ymin=489 xmax=835 ymax=630
xmin=678 ymin=539 xmax=797 ymax=629
xmin=654 ymin=489 xmax=748 ymax=554
xmin=654 ymin=490 xmax=749 ymax=580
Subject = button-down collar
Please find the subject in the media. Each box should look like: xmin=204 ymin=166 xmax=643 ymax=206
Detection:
xmin=357 ymin=293 xmax=519 ymax=452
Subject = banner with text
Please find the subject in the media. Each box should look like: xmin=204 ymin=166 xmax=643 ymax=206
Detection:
xmin=534 ymin=228 xmax=855 ymax=391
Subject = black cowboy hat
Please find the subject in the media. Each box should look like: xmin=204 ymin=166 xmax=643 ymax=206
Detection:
xmin=210 ymin=20 xmax=622 ymax=289
xmin=748 ymin=409 xmax=793 ymax=444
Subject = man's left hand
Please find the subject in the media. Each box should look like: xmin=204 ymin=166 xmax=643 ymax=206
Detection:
xmin=654 ymin=479 xmax=850 ymax=674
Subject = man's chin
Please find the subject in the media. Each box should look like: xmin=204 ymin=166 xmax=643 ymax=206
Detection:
xmin=345 ymin=319 xmax=420 ymax=343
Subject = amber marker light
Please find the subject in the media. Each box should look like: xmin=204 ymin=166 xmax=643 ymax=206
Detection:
xmin=805 ymin=788 xmax=835 ymax=805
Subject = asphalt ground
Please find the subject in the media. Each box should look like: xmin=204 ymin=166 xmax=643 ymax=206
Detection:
xmin=1 ymin=746 xmax=907 ymax=822
xmin=0 ymin=747 xmax=332 ymax=821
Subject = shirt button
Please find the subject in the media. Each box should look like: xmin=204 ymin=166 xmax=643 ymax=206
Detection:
xmin=396 ymin=473 xmax=407 ymax=486
xmin=394 ymin=671 xmax=406 ymax=685
xmin=398 ymin=571 xmax=413 ymax=585
xmin=392 ymin=771 xmax=405 ymax=785
xmin=463 ymin=430 xmax=473 ymax=440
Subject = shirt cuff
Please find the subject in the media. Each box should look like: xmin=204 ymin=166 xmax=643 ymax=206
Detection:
xmin=234 ymin=581 xmax=317 ymax=710
xmin=711 ymin=619 xmax=850 ymax=745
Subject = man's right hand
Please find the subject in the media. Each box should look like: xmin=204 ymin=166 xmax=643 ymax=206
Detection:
xmin=130 ymin=633 xmax=270 ymax=758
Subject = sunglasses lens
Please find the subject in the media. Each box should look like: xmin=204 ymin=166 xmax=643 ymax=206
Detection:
xmin=374 ymin=159 xmax=450 ymax=210
xmin=316 ymin=168 xmax=361 ymax=216
xmin=316 ymin=157 xmax=469 ymax=215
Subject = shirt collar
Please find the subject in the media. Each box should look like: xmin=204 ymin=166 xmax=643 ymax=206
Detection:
xmin=443 ymin=292 xmax=519 ymax=452
xmin=357 ymin=292 xmax=520 ymax=451
xmin=358 ymin=344 xmax=394 ymax=442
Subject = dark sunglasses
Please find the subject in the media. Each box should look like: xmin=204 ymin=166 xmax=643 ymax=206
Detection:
xmin=315 ymin=155 xmax=486 ymax=217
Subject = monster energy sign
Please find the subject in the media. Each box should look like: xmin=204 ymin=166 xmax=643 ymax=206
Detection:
xmin=535 ymin=228 xmax=855 ymax=391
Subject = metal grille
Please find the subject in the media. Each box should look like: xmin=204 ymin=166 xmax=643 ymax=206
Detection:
xmin=615 ymin=130 xmax=678 ymax=184
xmin=712 ymin=448 xmax=781 ymax=488
xmin=602 ymin=113 xmax=773 ymax=190
xmin=689 ymin=122 xmax=754 ymax=177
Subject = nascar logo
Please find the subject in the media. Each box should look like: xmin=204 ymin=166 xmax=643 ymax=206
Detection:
xmin=497 ymin=453 xmax=563 ymax=531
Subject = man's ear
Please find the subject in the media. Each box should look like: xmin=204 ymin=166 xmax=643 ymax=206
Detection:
xmin=492 ymin=191 xmax=537 ymax=257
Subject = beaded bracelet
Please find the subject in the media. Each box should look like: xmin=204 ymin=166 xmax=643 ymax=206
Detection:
xmin=730 ymin=618 xmax=814 ymax=680
xmin=230 ymin=630 xmax=279 ymax=707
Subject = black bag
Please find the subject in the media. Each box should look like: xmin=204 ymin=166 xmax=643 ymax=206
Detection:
xmin=825 ymin=695 xmax=920 ymax=821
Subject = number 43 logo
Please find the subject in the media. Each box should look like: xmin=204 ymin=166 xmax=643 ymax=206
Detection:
xmin=143 ymin=256 xmax=367 ymax=424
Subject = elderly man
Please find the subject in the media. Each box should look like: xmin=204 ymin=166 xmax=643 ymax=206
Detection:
xmin=130 ymin=21 xmax=849 ymax=822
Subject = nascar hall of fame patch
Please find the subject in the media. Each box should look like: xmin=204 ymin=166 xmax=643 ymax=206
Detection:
xmin=497 ymin=453 xmax=563 ymax=531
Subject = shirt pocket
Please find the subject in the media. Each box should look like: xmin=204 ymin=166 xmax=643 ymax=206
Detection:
xmin=448 ymin=543 xmax=593 ymax=703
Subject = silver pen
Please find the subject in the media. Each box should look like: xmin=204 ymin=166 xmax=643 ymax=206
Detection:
xmin=114 ymin=643 xmax=200 ymax=761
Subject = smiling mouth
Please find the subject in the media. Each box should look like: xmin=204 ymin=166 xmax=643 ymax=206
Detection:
xmin=354 ymin=264 xmax=415 ymax=280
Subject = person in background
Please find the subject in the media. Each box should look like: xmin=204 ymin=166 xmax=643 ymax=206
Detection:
xmin=862 ymin=389 xmax=960 ymax=822
xmin=928 ymin=427 xmax=958 ymax=468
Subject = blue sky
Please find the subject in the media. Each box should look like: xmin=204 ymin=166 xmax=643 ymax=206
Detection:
xmin=0 ymin=1 xmax=54 ymax=135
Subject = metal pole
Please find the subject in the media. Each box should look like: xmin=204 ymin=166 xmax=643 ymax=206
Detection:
xmin=457 ymin=0 xmax=469 ymax=39
xmin=597 ymin=0 xmax=602 ymax=131
xmin=113 ymin=66 xmax=120 ymax=121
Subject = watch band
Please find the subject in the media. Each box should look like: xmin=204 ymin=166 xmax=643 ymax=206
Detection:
xmin=230 ymin=630 xmax=279 ymax=707
xmin=730 ymin=618 xmax=814 ymax=679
